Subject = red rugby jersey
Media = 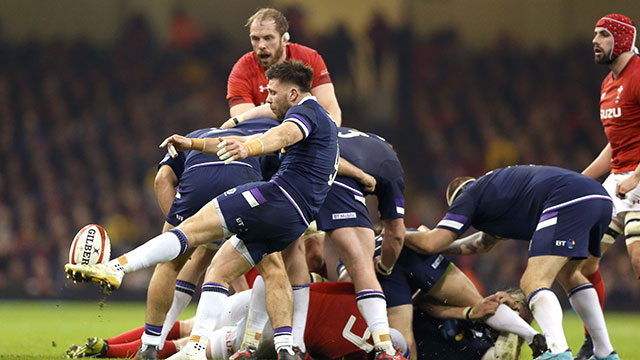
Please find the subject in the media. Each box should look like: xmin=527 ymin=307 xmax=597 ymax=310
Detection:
xmin=226 ymin=43 xmax=331 ymax=108
xmin=600 ymin=55 xmax=640 ymax=173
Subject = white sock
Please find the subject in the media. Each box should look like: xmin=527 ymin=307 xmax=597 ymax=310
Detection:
xmin=292 ymin=283 xmax=310 ymax=352
xmin=241 ymin=276 xmax=270 ymax=349
xmin=568 ymin=284 xmax=614 ymax=357
xmin=191 ymin=283 xmax=229 ymax=343
xmin=158 ymin=280 xmax=196 ymax=349
xmin=140 ymin=324 xmax=163 ymax=348
xmin=114 ymin=229 xmax=189 ymax=273
xmin=485 ymin=304 xmax=538 ymax=344
xmin=356 ymin=290 xmax=394 ymax=353
xmin=527 ymin=288 xmax=568 ymax=353
xmin=273 ymin=326 xmax=293 ymax=354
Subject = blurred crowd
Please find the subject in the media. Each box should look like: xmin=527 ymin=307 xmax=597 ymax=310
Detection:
xmin=0 ymin=11 xmax=637 ymax=309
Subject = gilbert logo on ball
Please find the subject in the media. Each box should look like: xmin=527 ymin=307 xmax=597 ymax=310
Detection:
xmin=69 ymin=224 xmax=111 ymax=265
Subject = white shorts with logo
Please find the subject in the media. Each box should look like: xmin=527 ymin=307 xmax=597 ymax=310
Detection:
xmin=602 ymin=171 xmax=640 ymax=224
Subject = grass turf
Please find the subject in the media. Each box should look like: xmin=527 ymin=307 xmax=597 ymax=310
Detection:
xmin=0 ymin=300 xmax=638 ymax=359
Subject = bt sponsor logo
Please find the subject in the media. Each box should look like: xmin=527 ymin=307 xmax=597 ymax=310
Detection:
xmin=555 ymin=239 xmax=575 ymax=249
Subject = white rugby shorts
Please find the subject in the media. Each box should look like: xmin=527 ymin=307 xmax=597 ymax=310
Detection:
xmin=602 ymin=171 xmax=640 ymax=223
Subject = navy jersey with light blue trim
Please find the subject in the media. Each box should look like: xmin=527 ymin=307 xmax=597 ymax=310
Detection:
xmin=271 ymin=97 xmax=339 ymax=223
xmin=436 ymin=165 xmax=610 ymax=240
xmin=159 ymin=117 xmax=279 ymax=177
xmin=337 ymin=127 xmax=405 ymax=219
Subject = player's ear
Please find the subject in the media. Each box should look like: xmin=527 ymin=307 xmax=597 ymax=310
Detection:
xmin=289 ymin=87 xmax=298 ymax=102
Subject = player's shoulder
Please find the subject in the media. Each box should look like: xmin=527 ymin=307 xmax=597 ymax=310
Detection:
xmin=287 ymin=42 xmax=321 ymax=58
xmin=231 ymin=51 xmax=259 ymax=72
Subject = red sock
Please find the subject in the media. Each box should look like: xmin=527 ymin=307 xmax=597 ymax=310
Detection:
xmin=166 ymin=321 xmax=181 ymax=340
xmin=584 ymin=268 xmax=606 ymax=335
xmin=107 ymin=325 xmax=145 ymax=344
xmin=159 ymin=341 xmax=178 ymax=358
xmin=105 ymin=339 xmax=141 ymax=358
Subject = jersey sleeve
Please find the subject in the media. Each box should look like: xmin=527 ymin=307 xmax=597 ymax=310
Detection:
xmin=435 ymin=192 xmax=475 ymax=236
xmin=375 ymin=160 xmax=405 ymax=219
xmin=158 ymin=151 xmax=186 ymax=179
xmin=308 ymin=51 xmax=332 ymax=88
xmin=283 ymin=106 xmax=316 ymax=140
xmin=226 ymin=56 xmax=255 ymax=108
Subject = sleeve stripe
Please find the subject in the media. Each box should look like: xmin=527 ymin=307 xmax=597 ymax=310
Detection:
xmin=284 ymin=114 xmax=311 ymax=138
xmin=437 ymin=219 xmax=464 ymax=230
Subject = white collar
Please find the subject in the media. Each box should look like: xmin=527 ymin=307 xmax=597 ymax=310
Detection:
xmin=298 ymin=95 xmax=317 ymax=105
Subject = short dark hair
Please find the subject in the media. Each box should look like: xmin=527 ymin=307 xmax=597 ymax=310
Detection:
xmin=265 ymin=60 xmax=313 ymax=93
xmin=245 ymin=8 xmax=289 ymax=36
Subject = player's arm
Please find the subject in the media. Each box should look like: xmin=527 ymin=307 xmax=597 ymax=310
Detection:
xmin=223 ymin=103 xmax=275 ymax=128
xmin=616 ymin=161 xmax=640 ymax=199
xmin=443 ymin=232 xmax=500 ymax=256
xmin=416 ymin=293 xmax=501 ymax=320
xmin=404 ymin=227 xmax=458 ymax=254
xmin=376 ymin=218 xmax=405 ymax=275
xmin=582 ymin=142 xmax=612 ymax=179
xmin=154 ymin=165 xmax=178 ymax=216
xmin=311 ymin=83 xmax=342 ymax=126
xmin=216 ymin=122 xmax=303 ymax=163
xmin=338 ymin=157 xmax=376 ymax=192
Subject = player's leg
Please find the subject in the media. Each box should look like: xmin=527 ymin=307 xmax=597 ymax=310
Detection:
xmin=624 ymin=211 xmax=640 ymax=278
xmin=65 ymin=199 xmax=226 ymax=291
xmin=282 ymin=236 xmax=311 ymax=354
xmin=520 ymin=255 xmax=571 ymax=357
xmin=328 ymin=227 xmax=398 ymax=357
xmin=428 ymin=264 xmax=544 ymax=355
xmin=170 ymin=240 xmax=253 ymax=360
xmin=556 ymin=260 xmax=617 ymax=359
xmin=386 ymin=305 xmax=416 ymax=360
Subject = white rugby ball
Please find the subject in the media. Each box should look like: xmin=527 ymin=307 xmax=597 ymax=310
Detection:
xmin=69 ymin=224 xmax=111 ymax=265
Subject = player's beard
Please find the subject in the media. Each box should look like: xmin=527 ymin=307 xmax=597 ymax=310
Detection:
xmin=258 ymin=43 xmax=285 ymax=69
xmin=594 ymin=47 xmax=614 ymax=65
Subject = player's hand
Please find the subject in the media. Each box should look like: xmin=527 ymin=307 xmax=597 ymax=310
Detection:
xmin=216 ymin=137 xmax=248 ymax=164
xmin=359 ymin=172 xmax=376 ymax=193
xmin=374 ymin=255 xmax=393 ymax=276
xmin=417 ymin=225 xmax=430 ymax=232
xmin=485 ymin=291 xmax=518 ymax=309
xmin=468 ymin=298 xmax=500 ymax=320
xmin=159 ymin=134 xmax=190 ymax=157
xmin=615 ymin=173 xmax=640 ymax=199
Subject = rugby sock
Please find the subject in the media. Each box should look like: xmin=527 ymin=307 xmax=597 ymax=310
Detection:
xmin=484 ymin=304 xmax=538 ymax=344
xmin=107 ymin=326 xmax=145 ymax=344
xmin=190 ymin=283 xmax=229 ymax=344
xmin=114 ymin=229 xmax=189 ymax=273
xmin=105 ymin=339 xmax=177 ymax=358
xmin=158 ymin=280 xmax=196 ymax=348
xmin=140 ymin=323 xmax=163 ymax=349
xmin=568 ymin=284 xmax=614 ymax=358
xmin=292 ymin=283 xmax=311 ymax=352
xmin=356 ymin=290 xmax=395 ymax=354
xmin=584 ymin=269 xmax=606 ymax=336
xmin=241 ymin=276 xmax=270 ymax=349
xmin=273 ymin=326 xmax=294 ymax=355
xmin=527 ymin=288 xmax=568 ymax=353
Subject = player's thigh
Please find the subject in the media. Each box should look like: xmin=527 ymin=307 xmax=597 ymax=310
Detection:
xmin=204 ymin=240 xmax=253 ymax=286
xmin=177 ymin=245 xmax=216 ymax=283
xmin=256 ymin=252 xmax=288 ymax=282
xmin=329 ymin=227 xmax=375 ymax=264
xmin=521 ymin=255 xmax=568 ymax=295
xmin=427 ymin=264 xmax=482 ymax=306
xmin=177 ymin=199 xmax=225 ymax=247
xmin=556 ymin=259 xmax=588 ymax=291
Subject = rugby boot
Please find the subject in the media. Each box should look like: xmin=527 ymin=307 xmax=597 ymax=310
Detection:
xmin=588 ymin=351 xmax=620 ymax=360
xmin=229 ymin=347 xmax=257 ymax=360
xmin=134 ymin=345 xmax=160 ymax=360
xmin=574 ymin=334 xmax=594 ymax=360
xmin=277 ymin=348 xmax=304 ymax=360
xmin=66 ymin=337 xmax=109 ymax=358
xmin=65 ymin=263 xmax=123 ymax=292
xmin=530 ymin=333 xmax=549 ymax=358
xmin=374 ymin=348 xmax=408 ymax=360
xmin=535 ymin=350 xmax=573 ymax=360
xmin=293 ymin=346 xmax=313 ymax=360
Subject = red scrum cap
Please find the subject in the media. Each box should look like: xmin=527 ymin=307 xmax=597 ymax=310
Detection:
xmin=595 ymin=14 xmax=638 ymax=59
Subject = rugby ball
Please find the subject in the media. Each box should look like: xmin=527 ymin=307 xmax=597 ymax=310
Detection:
xmin=69 ymin=224 xmax=111 ymax=265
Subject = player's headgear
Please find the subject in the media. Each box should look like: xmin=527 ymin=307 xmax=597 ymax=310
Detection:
xmin=446 ymin=176 xmax=476 ymax=206
xmin=595 ymin=14 xmax=639 ymax=60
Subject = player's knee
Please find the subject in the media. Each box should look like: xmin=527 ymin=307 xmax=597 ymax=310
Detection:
xmin=624 ymin=213 xmax=640 ymax=247
xmin=602 ymin=221 xmax=623 ymax=245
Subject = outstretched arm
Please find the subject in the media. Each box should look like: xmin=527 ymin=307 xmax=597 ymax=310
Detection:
xmin=404 ymin=227 xmax=458 ymax=254
xmin=443 ymin=232 xmax=500 ymax=256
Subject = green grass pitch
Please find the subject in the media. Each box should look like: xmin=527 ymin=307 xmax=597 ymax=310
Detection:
xmin=0 ymin=300 xmax=638 ymax=359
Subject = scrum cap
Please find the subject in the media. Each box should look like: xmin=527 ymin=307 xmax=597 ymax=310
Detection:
xmin=595 ymin=14 xmax=639 ymax=59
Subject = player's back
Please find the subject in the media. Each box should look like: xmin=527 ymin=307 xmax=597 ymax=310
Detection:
xmin=272 ymin=98 xmax=339 ymax=223
xmin=463 ymin=165 xmax=608 ymax=239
